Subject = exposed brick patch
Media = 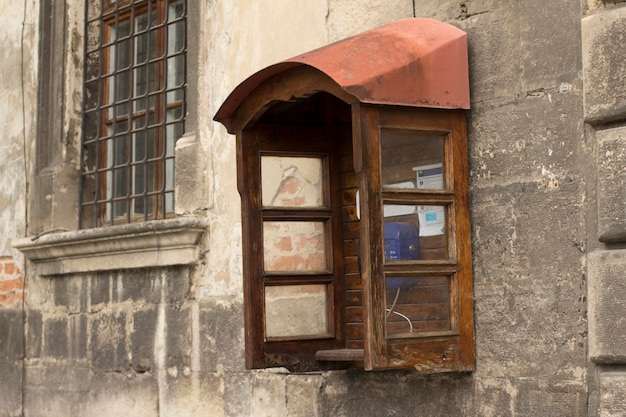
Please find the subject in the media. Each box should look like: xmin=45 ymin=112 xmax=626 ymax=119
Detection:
xmin=0 ymin=256 xmax=25 ymax=306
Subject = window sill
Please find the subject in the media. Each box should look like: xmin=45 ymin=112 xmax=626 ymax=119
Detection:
xmin=13 ymin=217 xmax=208 ymax=276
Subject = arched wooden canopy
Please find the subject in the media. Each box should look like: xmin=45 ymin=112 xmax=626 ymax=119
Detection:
xmin=214 ymin=17 xmax=470 ymax=134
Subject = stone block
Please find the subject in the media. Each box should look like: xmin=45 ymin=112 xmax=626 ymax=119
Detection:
xmin=468 ymin=93 xmax=583 ymax=189
xmin=26 ymin=309 xmax=42 ymax=359
xmin=69 ymin=314 xmax=87 ymax=360
xmin=461 ymin=0 xmax=582 ymax=103
xmin=166 ymin=304 xmax=191 ymax=370
xmin=589 ymin=249 xmax=626 ymax=362
xmin=285 ymin=374 xmax=324 ymax=417
xmin=224 ymin=372 xmax=253 ymax=417
xmin=131 ymin=307 xmax=157 ymax=373
xmin=24 ymin=363 xmax=89 ymax=390
xmin=596 ymin=127 xmax=626 ymax=241
xmin=470 ymin=181 xmax=587 ymax=378
xmin=43 ymin=317 xmax=68 ymax=359
xmin=53 ymin=274 xmax=86 ymax=313
xmin=85 ymin=372 xmax=157 ymax=417
xmin=118 ymin=269 xmax=162 ymax=304
xmin=321 ymin=371 xmax=475 ymax=417
xmin=0 ymin=310 xmax=23 ymax=363
xmin=582 ymin=6 xmax=626 ymax=123
xmin=117 ymin=267 xmax=190 ymax=304
xmin=599 ymin=372 xmax=626 ymax=417
xmin=198 ymin=299 xmax=245 ymax=372
xmin=160 ymin=372 xmax=224 ymax=417
xmin=23 ymin=364 xmax=89 ymax=417
xmin=90 ymin=312 xmax=129 ymax=371
xmin=513 ymin=379 xmax=586 ymax=416
xmin=249 ymin=372 xmax=287 ymax=417
xmin=89 ymin=271 xmax=111 ymax=308
xmin=515 ymin=0 xmax=582 ymax=93
xmin=0 ymin=364 xmax=22 ymax=417
xmin=164 ymin=266 xmax=191 ymax=303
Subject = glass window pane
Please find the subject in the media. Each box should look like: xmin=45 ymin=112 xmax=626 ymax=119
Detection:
xmin=113 ymin=200 xmax=128 ymax=220
xmin=261 ymin=156 xmax=324 ymax=208
xmin=166 ymin=106 xmax=184 ymax=122
xmin=381 ymin=129 xmax=445 ymax=190
xmin=166 ymin=122 xmax=183 ymax=156
xmin=383 ymin=204 xmax=448 ymax=261
xmin=165 ymin=191 xmax=175 ymax=213
xmin=132 ymin=194 xmax=155 ymax=217
xmin=385 ymin=276 xmax=451 ymax=338
xmin=168 ymin=21 xmax=185 ymax=54
xmin=263 ymin=221 xmax=327 ymax=273
xmin=167 ymin=55 xmax=185 ymax=89
xmin=168 ymin=0 xmax=185 ymax=20
xmin=116 ymin=19 xmax=131 ymax=39
xmin=265 ymin=284 xmax=329 ymax=338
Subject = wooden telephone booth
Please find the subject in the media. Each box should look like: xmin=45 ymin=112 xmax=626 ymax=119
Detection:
xmin=214 ymin=18 xmax=474 ymax=373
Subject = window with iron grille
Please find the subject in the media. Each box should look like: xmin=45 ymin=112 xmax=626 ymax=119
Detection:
xmin=81 ymin=0 xmax=186 ymax=228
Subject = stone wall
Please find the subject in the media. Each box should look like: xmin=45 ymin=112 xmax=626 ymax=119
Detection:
xmin=1 ymin=0 xmax=625 ymax=416
xmin=583 ymin=2 xmax=626 ymax=416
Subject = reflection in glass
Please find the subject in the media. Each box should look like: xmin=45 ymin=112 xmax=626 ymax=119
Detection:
xmin=261 ymin=156 xmax=324 ymax=208
xmin=263 ymin=221 xmax=327 ymax=272
xmin=383 ymin=220 xmax=419 ymax=261
xmin=383 ymin=204 xmax=448 ymax=261
xmin=381 ymin=129 xmax=445 ymax=190
xmin=417 ymin=204 xmax=446 ymax=237
xmin=265 ymin=284 xmax=329 ymax=338
xmin=385 ymin=276 xmax=451 ymax=338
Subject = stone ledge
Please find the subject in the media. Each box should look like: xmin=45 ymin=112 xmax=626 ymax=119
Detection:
xmin=588 ymin=249 xmax=626 ymax=363
xmin=599 ymin=373 xmax=626 ymax=415
xmin=582 ymin=6 xmax=626 ymax=124
xmin=596 ymin=127 xmax=626 ymax=241
xmin=13 ymin=217 xmax=208 ymax=276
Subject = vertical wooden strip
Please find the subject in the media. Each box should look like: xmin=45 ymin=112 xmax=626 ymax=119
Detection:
xmin=452 ymin=111 xmax=475 ymax=369
xmin=239 ymin=130 xmax=265 ymax=369
xmin=355 ymin=104 xmax=388 ymax=370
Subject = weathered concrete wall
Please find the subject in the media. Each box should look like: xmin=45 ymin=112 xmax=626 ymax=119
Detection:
xmin=3 ymin=0 xmax=624 ymax=415
xmin=0 ymin=0 xmax=36 ymax=253
xmin=0 ymin=0 xmax=37 ymax=416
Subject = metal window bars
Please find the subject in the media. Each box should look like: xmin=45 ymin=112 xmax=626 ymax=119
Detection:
xmin=80 ymin=0 xmax=186 ymax=228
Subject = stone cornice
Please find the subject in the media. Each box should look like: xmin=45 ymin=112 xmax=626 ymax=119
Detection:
xmin=13 ymin=217 xmax=208 ymax=276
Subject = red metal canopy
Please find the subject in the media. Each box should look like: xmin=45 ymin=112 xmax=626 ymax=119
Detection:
xmin=214 ymin=18 xmax=469 ymax=131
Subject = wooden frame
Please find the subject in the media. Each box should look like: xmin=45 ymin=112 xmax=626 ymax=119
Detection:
xmin=355 ymin=104 xmax=474 ymax=371
xmin=227 ymin=71 xmax=474 ymax=372
xmin=238 ymin=124 xmax=346 ymax=370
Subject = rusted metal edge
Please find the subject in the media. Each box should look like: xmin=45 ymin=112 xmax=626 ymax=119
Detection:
xmin=214 ymin=18 xmax=470 ymax=131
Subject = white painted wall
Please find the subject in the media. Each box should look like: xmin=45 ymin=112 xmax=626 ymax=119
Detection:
xmin=0 ymin=0 xmax=37 ymax=257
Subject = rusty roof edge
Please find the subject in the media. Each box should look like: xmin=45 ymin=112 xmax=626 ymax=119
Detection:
xmin=214 ymin=18 xmax=470 ymax=131
xmin=213 ymin=62 xmax=304 ymax=129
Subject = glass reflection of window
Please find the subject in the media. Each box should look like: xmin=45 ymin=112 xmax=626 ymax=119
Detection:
xmin=263 ymin=221 xmax=328 ymax=273
xmin=261 ymin=156 xmax=324 ymax=208
xmin=382 ymin=204 xmax=449 ymax=261
xmin=381 ymin=130 xmax=445 ymax=190
xmin=265 ymin=284 xmax=330 ymax=339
